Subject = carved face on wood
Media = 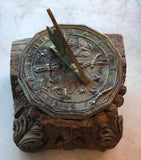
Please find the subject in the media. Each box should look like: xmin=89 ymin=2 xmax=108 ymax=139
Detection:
xmin=18 ymin=25 xmax=123 ymax=119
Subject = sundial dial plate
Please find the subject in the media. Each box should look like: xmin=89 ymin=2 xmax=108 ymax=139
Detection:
xmin=18 ymin=25 xmax=123 ymax=119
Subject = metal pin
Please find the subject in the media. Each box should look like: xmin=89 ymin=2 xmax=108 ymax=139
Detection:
xmin=64 ymin=88 xmax=67 ymax=97
xmin=92 ymin=101 xmax=96 ymax=104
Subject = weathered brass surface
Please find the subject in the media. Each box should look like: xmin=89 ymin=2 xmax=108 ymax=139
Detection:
xmin=18 ymin=10 xmax=123 ymax=119
xmin=18 ymin=25 xmax=123 ymax=119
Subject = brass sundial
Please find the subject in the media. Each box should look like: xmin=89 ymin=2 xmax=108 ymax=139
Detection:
xmin=18 ymin=9 xmax=123 ymax=119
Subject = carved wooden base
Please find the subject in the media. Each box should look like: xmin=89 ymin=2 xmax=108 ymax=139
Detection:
xmin=10 ymin=34 xmax=126 ymax=152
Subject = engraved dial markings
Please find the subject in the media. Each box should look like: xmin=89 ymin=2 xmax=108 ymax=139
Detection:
xmin=93 ymin=74 xmax=101 ymax=82
xmin=90 ymin=87 xmax=113 ymax=105
xmin=18 ymin=10 xmax=123 ymax=119
xmin=34 ymin=43 xmax=40 ymax=49
xmin=78 ymin=86 xmax=87 ymax=94
xmin=89 ymin=87 xmax=98 ymax=95
xmin=54 ymin=86 xmax=76 ymax=100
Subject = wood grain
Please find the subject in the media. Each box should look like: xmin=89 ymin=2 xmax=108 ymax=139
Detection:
xmin=10 ymin=34 xmax=126 ymax=152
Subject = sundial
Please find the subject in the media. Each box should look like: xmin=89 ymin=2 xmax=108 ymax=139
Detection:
xmin=11 ymin=9 xmax=126 ymax=152
xmin=18 ymin=9 xmax=123 ymax=119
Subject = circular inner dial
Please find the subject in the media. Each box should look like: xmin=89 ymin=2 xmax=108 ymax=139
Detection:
xmin=19 ymin=25 xmax=122 ymax=119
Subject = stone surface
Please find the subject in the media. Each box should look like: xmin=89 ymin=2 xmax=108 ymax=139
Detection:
xmin=0 ymin=0 xmax=141 ymax=159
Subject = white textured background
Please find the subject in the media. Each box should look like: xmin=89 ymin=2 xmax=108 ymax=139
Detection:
xmin=0 ymin=0 xmax=141 ymax=160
